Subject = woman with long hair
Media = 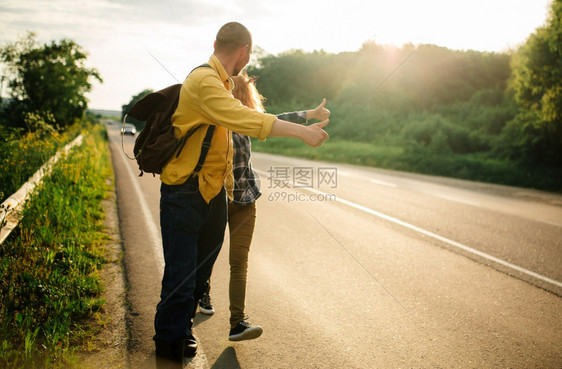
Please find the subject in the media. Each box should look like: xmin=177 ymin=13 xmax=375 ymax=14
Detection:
xmin=199 ymin=73 xmax=330 ymax=341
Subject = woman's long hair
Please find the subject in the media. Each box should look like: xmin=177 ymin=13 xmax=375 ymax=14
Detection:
xmin=231 ymin=73 xmax=265 ymax=112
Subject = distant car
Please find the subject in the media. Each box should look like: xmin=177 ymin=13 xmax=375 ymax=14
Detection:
xmin=121 ymin=123 xmax=137 ymax=136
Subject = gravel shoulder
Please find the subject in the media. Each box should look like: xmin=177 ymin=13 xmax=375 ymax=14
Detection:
xmin=80 ymin=185 xmax=129 ymax=368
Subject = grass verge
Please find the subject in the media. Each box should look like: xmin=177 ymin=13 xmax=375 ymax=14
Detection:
xmin=0 ymin=124 xmax=82 ymax=204
xmin=0 ymin=122 xmax=114 ymax=368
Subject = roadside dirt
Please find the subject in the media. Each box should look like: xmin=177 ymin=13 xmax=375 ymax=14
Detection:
xmin=80 ymin=184 xmax=128 ymax=368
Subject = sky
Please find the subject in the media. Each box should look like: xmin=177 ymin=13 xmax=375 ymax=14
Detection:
xmin=0 ymin=0 xmax=554 ymax=111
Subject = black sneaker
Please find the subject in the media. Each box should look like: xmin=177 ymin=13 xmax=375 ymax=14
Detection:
xmin=199 ymin=292 xmax=214 ymax=315
xmin=228 ymin=320 xmax=263 ymax=341
xmin=184 ymin=335 xmax=197 ymax=358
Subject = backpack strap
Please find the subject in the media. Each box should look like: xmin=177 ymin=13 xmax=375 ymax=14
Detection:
xmin=190 ymin=63 xmax=211 ymax=75
xmin=174 ymin=125 xmax=202 ymax=158
xmin=178 ymin=63 xmax=216 ymax=177
xmin=193 ymin=125 xmax=216 ymax=174
xmin=172 ymin=62 xmax=214 ymax=161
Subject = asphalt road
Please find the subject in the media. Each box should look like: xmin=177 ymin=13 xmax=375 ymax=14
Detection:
xmin=107 ymin=124 xmax=562 ymax=369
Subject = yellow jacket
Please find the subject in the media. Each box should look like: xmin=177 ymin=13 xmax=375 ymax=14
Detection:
xmin=161 ymin=55 xmax=277 ymax=203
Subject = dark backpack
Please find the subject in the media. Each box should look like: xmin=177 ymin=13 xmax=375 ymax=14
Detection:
xmin=123 ymin=64 xmax=214 ymax=176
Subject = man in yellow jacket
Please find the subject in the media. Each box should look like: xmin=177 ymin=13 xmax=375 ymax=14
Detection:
xmin=154 ymin=22 xmax=329 ymax=366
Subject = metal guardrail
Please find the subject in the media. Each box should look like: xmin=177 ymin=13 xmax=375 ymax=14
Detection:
xmin=0 ymin=134 xmax=84 ymax=244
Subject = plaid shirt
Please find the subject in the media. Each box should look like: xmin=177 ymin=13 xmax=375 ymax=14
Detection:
xmin=232 ymin=111 xmax=307 ymax=205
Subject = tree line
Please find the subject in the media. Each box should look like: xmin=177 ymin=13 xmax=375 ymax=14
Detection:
xmin=246 ymin=1 xmax=561 ymax=167
xmin=249 ymin=45 xmax=513 ymax=155
xmin=117 ymin=1 xmax=561 ymax=189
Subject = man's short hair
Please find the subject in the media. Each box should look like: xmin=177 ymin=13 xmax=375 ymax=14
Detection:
xmin=215 ymin=22 xmax=252 ymax=53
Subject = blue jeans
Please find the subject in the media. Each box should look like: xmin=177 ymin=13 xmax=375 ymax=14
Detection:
xmin=154 ymin=178 xmax=227 ymax=341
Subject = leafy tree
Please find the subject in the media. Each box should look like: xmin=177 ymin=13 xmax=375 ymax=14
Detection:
xmin=121 ymin=88 xmax=154 ymax=128
xmin=0 ymin=32 xmax=102 ymax=130
xmin=507 ymin=0 xmax=562 ymax=164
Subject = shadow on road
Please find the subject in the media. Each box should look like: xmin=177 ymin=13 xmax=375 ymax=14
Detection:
xmin=193 ymin=311 xmax=213 ymax=327
xmin=210 ymin=346 xmax=242 ymax=369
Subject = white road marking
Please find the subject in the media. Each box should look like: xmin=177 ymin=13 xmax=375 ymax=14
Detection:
xmin=115 ymin=140 xmax=164 ymax=274
xmin=255 ymin=168 xmax=562 ymax=290
xmin=306 ymin=186 xmax=562 ymax=289
xmin=335 ymin=170 xmax=398 ymax=188
xmin=537 ymin=218 xmax=562 ymax=228
xmin=370 ymin=178 xmax=398 ymax=188
xmin=435 ymin=193 xmax=481 ymax=207
xmin=343 ymin=169 xmax=559 ymax=227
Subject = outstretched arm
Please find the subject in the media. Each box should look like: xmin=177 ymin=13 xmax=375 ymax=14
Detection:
xmin=269 ymin=118 xmax=329 ymax=147
xmin=269 ymin=98 xmax=330 ymax=147
xmin=305 ymin=98 xmax=330 ymax=121
xmin=276 ymin=99 xmax=331 ymax=124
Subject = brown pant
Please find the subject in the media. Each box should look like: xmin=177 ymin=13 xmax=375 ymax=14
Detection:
xmin=227 ymin=202 xmax=257 ymax=328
